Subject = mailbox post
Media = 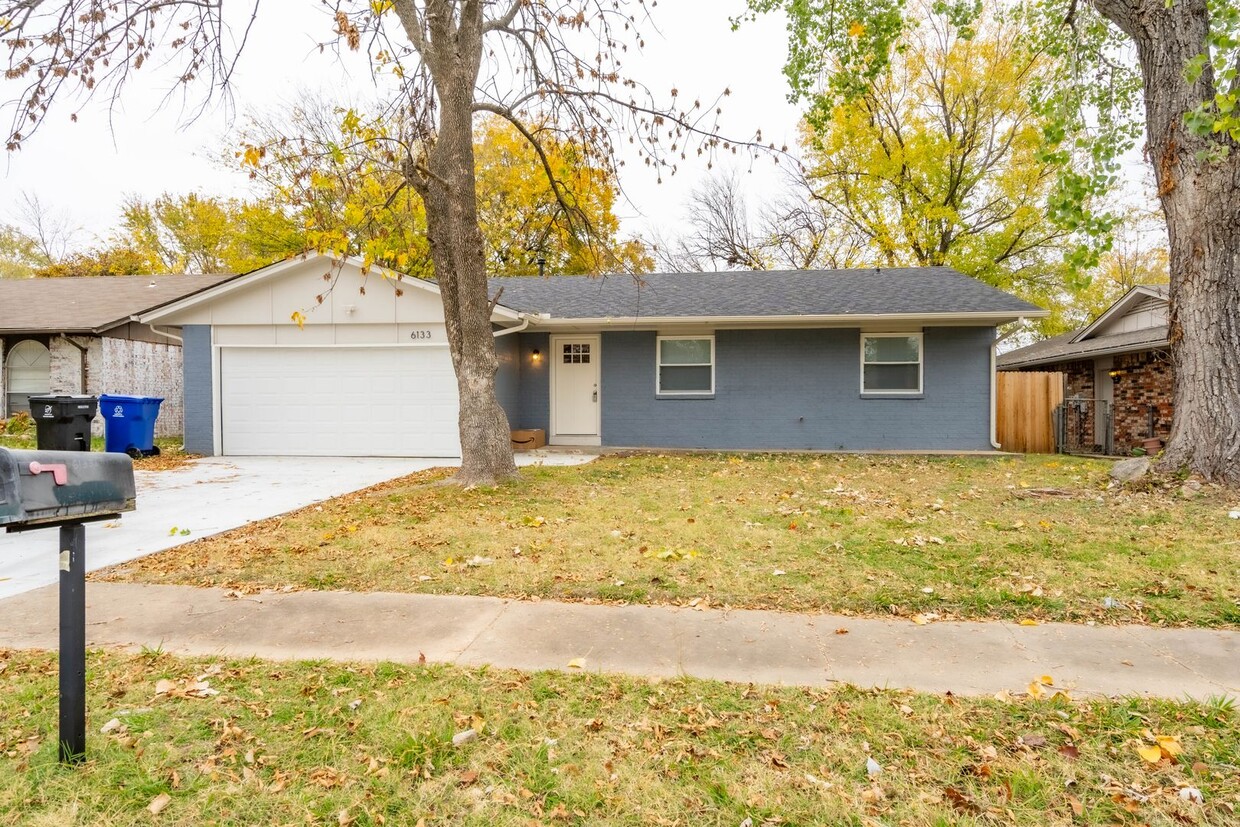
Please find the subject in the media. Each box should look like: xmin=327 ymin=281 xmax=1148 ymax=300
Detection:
xmin=0 ymin=448 xmax=136 ymax=764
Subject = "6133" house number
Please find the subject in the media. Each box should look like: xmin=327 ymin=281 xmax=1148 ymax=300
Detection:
xmin=409 ymin=330 xmax=433 ymax=340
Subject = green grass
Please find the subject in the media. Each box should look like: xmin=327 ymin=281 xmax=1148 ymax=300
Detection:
xmin=0 ymin=433 xmax=187 ymax=460
xmin=1 ymin=648 xmax=1236 ymax=826
xmin=98 ymin=453 xmax=1240 ymax=627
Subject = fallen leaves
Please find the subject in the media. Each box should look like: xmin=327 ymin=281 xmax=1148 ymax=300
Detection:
xmin=146 ymin=793 xmax=172 ymax=815
xmin=154 ymin=670 xmax=221 ymax=700
xmin=641 ymin=546 xmax=700 ymax=562
xmin=1025 ymin=674 xmax=1071 ymax=701
xmin=1137 ymin=732 xmax=1184 ymax=764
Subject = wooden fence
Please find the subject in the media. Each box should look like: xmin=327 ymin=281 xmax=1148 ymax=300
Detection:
xmin=996 ymin=371 xmax=1064 ymax=454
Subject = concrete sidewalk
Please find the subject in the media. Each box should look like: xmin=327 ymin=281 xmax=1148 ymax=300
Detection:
xmin=1 ymin=582 xmax=1236 ymax=699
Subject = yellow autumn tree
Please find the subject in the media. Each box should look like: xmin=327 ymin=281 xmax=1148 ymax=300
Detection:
xmin=802 ymin=5 xmax=1077 ymax=332
xmin=238 ymin=100 xmax=651 ymax=277
xmin=118 ymin=193 xmax=304 ymax=274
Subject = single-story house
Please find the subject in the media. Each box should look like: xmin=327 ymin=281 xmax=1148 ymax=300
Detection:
xmin=136 ymin=254 xmax=1044 ymax=456
xmin=997 ymin=284 xmax=1171 ymax=454
xmin=0 ymin=274 xmax=235 ymax=435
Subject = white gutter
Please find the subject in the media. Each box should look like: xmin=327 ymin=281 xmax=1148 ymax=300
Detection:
xmin=991 ymin=321 xmax=1026 ymax=450
xmin=145 ymin=323 xmax=183 ymax=345
xmin=523 ymin=310 xmax=1048 ymax=328
xmin=492 ymin=318 xmax=530 ymax=338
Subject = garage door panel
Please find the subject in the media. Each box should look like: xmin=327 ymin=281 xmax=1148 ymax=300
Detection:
xmin=220 ymin=347 xmax=460 ymax=457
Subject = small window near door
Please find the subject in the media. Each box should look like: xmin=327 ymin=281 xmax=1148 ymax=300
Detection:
xmin=861 ymin=333 xmax=922 ymax=394
xmin=562 ymin=343 xmax=591 ymax=364
xmin=657 ymin=336 xmax=714 ymax=395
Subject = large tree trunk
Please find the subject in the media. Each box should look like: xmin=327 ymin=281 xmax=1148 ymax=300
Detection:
xmin=409 ymin=3 xmax=518 ymax=486
xmin=1093 ymin=0 xmax=1240 ymax=482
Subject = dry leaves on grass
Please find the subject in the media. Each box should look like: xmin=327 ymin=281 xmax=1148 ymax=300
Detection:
xmin=155 ymin=665 xmax=223 ymax=699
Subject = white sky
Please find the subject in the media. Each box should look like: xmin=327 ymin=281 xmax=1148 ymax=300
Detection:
xmin=0 ymin=2 xmax=804 ymax=249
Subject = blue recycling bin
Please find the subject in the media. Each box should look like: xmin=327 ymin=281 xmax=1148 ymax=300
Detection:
xmin=100 ymin=395 xmax=163 ymax=458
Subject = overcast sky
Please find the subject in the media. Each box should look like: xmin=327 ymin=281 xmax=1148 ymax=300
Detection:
xmin=0 ymin=2 xmax=804 ymax=250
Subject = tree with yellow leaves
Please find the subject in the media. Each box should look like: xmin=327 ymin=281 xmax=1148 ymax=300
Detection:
xmin=236 ymin=102 xmax=650 ymax=278
xmin=801 ymin=5 xmax=1078 ymax=332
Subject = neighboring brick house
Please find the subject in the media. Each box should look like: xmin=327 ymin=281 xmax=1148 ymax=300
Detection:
xmin=0 ymin=274 xmax=234 ymax=436
xmin=998 ymin=285 xmax=1171 ymax=454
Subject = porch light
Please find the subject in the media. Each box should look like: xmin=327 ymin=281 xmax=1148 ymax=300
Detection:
xmin=531 ymin=349 xmax=541 ymax=363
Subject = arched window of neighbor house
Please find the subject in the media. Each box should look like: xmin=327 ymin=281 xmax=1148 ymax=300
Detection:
xmin=5 ymin=339 xmax=51 ymax=416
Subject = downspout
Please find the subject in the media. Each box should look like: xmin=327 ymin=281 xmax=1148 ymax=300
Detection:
xmin=62 ymin=335 xmax=91 ymax=395
xmin=991 ymin=320 xmax=1025 ymax=450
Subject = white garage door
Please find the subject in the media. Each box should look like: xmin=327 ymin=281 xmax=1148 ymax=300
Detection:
xmin=219 ymin=346 xmax=461 ymax=457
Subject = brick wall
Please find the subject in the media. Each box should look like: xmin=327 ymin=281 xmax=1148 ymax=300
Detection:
xmin=95 ymin=337 xmax=184 ymax=436
xmin=1057 ymin=360 xmax=1096 ymax=449
xmin=44 ymin=335 xmax=184 ymax=437
xmin=1111 ymin=350 xmax=1173 ymax=452
xmin=590 ymin=327 xmax=995 ymax=451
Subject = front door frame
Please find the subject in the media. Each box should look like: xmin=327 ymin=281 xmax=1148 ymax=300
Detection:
xmin=549 ymin=334 xmax=601 ymax=446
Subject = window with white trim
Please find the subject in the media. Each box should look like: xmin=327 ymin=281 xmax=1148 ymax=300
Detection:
xmin=657 ymin=336 xmax=714 ymax=395
xmin=861 ymin=333 xmax=922 ymax=394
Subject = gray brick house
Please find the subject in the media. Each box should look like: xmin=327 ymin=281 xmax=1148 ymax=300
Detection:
xmin=138 ymin=254 xmax=1044 ymax=456
xmin=0 ymin=274 xmax=234 ymax=436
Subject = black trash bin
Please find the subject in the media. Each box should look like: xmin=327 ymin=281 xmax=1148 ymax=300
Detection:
xmin=27 ymin=395 xmax=98 ymax=451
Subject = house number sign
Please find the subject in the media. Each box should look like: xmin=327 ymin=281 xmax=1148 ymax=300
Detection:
xmin=409 ymin=330 xmax=434 ymax=340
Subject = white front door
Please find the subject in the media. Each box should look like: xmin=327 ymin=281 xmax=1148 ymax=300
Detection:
xmin=551 ymin=335 xmax=600 ymax=445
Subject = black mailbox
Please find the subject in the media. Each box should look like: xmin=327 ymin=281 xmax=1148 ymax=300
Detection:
xmin=1 ymin=446 xmax=136 ymax=765
xmin=0 ymin=448 xmax=135 ymax=528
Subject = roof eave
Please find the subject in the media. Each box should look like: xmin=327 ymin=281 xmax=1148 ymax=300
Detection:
xmin=998 ymin=338 xmax=1171 ymax=369
xmin=138 ymin=253 xmax=523 ymax=324
xmin=521 ymin=310 xmax=1048 ymax=328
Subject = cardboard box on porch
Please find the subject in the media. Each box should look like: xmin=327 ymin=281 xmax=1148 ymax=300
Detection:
xmin=511 ymin=428 xmax=546 ymax=451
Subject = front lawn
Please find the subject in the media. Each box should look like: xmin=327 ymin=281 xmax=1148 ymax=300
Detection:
xmin=1 ymin=648 xmax=1236 ymax=826
xmin=0 ymin=432 xmax=193 ymax=469
xmin=98 ymin=454 xmax=1240 ymax=626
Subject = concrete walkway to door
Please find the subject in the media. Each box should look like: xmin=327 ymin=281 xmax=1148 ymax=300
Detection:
xmin=0 ymin=451 xmax=596 ymax=601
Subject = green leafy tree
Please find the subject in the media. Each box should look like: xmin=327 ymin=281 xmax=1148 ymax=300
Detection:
xmin=1069 ymin=210 xmax=1169 ymax=326
xmin=747 ymin=0 xmax=1240 ymax=482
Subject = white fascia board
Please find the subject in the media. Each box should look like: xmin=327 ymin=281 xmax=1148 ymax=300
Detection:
xmin=1070 ymin=286 xmax=1166 ymax=344
xmin=138 ymin=252 xmax=522 ymax=323
xmin=522 ymin=310 xmax=1049 ymax=330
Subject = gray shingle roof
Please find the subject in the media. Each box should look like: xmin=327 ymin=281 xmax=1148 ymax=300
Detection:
xmin=0 ymin=274 xmax=236 ymax=334
xmin=997 ymin=326 xmax=1170 ymax=369
xmin=488 ymin=267 xmax=1043 ymax=319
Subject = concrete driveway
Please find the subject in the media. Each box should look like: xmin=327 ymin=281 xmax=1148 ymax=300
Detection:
xmin=0 ymin=451 xmax=595 ymax=601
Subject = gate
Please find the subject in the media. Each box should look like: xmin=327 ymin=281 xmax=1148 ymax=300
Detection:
xmin=996 ymin=371 xmax=1064 ymax=453
xmin=1053 ymin=397 xmax=1113 ymax=454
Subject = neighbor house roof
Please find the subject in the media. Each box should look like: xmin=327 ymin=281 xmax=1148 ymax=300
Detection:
xmin=997 ymin=284 xmax=1171 ymax=370
xmin=997 ymin=326 xmax=1170 ymax=369
xmin=0 ymin=274 xmax=236 ymax=335
xmin=488 ymin=266 xmax=1044 ymax=324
